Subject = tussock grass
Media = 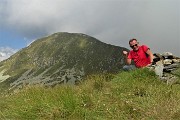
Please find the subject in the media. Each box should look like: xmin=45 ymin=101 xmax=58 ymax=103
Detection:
xmin=0 ymin=68 xmax=180 ymax=119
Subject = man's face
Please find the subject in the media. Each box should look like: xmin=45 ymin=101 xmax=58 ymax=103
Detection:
xmin=129 ymin=40 xmax=139 ymax=51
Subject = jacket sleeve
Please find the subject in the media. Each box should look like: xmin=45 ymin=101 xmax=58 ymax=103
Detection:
xmin=142 ymin=45 xmax=149 ymax=52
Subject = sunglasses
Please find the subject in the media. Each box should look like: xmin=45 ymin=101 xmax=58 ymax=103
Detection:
xmin=130 ymin=44 xmax=138 ymax=48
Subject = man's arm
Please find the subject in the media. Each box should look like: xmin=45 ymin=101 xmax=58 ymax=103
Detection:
xmin=146 ymin=49 xmax=154 ymax=63
xmin=123 ymin=51 xmax=132 ymax=65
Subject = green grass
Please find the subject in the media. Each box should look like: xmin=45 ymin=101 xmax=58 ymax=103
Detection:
xmin=0 ymin=68 xmax=180 ymax=120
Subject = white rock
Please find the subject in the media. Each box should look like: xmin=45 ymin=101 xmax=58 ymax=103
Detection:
xmin=172 ymin=59 xmax=179 ymax=63
xmin=154 ymin=61 xmax=164 ymax=77
xmin=162 ymin=52 xmax=173 ymax=56
xmin=163 ymin=59 xmax=172 ymax=65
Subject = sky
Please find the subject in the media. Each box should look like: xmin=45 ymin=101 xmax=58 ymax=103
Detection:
xmin=0 ymin=0 xmax=180 ymax=61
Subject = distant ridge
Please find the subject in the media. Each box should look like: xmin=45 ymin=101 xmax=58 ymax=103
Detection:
xmin=0 ymin=32 xmax=128 ymax=91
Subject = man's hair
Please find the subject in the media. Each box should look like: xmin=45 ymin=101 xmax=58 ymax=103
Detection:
xmin=129 ymin=38 xmax=137 ymax=44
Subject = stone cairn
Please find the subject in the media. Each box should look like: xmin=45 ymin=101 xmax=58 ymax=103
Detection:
xmin=151 ymin=52 xmax=180 ymax=84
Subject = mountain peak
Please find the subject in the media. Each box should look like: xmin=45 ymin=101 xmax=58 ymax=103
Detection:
xmin=0 ymin=32 xmax=128 ymax=91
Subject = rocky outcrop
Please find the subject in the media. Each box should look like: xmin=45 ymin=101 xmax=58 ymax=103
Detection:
xmin=152 ymin=52 xmax=180 ymax=84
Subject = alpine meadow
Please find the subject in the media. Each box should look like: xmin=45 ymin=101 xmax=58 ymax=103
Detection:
xmin=0 ymin=32 xmax=180 ymax=119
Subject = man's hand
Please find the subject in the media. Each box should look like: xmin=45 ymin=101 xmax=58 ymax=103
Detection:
xmin=146 ymin=63 xmax=152 ymax=67
xmin=123 ymin=51 xmax=128 ymax=56
xmin=123 ymin=51 xmax=131 ymax=65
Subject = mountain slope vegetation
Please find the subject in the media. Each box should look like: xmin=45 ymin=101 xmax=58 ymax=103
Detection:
xmin=0 ymin=32 xmax=128 ymax=91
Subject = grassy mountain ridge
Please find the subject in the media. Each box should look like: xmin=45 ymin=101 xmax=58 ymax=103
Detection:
xmin=0 ymin=68 xmax=179 ymax=119
xmin=0 ymin=32 xmax=128 ymax=91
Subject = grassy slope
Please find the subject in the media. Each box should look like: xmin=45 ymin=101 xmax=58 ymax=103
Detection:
xmin=0 ymin=68 xmax=180 ymax=120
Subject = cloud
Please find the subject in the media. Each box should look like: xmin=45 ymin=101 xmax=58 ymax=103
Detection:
xmin=0 ymin=47 xmax=17 ymax=61
xmin=1 ymin=0 xmax=180 ymax=56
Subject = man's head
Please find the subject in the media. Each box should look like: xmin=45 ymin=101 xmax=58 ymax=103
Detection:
xmin=129 ymin=38 xmax=139 ymax=51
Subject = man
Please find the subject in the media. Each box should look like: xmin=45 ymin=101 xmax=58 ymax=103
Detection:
xmin=122 ymin=38 xmax=154 ymax=70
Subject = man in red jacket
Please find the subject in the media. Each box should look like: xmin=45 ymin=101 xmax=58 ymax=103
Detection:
xmin=122 ymin=38 xmax=154 ymax=70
